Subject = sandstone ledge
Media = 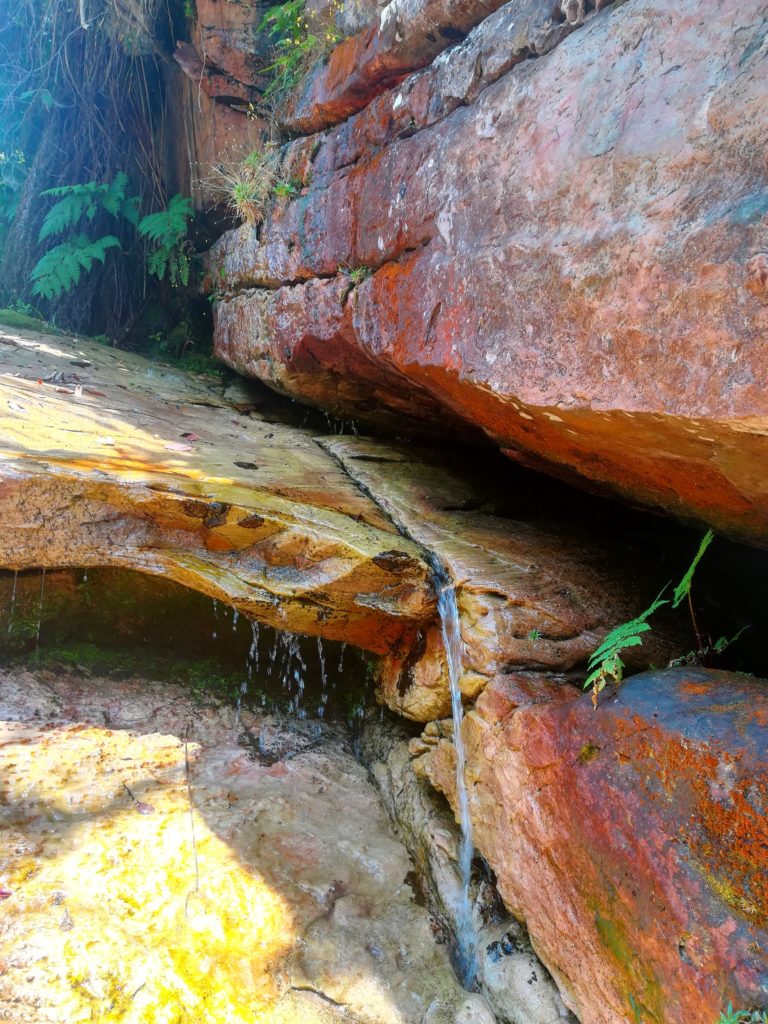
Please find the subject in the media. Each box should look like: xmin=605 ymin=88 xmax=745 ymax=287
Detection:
xmin=0 ymin=327 xmax=434 ymax=653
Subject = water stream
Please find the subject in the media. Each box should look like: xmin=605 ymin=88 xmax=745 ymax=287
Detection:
xmin=433 ymin=561 xmax=477 ymax=988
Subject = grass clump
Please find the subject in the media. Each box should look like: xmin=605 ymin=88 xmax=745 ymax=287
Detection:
xmin=207 ymin=147 xmax=279 ymax=225
xmin=259 ymin=0 xmax=343 ymax=100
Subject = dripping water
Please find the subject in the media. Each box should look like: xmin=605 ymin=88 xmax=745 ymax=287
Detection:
xmin=337 ymin=642 xmax=346 ymax=675
xmin=7 ymin=570 xmax=17 ymax=634
xmin=317 ymin=636 xmax=328 ymax=717
xmin=433 ymin=559 xmax=476 ymax=988
xmin=248 ymin=621 xmax=260 ymax=675
xmin=35 ymin=570 xmax=46 ymax=653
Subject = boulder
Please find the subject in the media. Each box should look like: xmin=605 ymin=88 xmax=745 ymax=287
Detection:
xmin=0 ymin=667 xmax=476 ymax=1024
xmin=420 ymin=668 xmax=768 ymax=1023
xmin=211 ymin=0 xmax=768 ymax=544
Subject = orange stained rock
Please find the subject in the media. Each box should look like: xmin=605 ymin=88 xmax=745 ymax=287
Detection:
xmin=0 ymin=326 xmax=435 ymax=652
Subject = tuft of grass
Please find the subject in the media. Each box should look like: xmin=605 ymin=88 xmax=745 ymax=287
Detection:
xmin=206 ymin=147 xmax=279 ymax=225
xmin=716 ymin=1006 xmax=768 ymax=1024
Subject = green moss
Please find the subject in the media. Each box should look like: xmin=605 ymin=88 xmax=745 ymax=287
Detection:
xmin=593 ymin=909 xmax=663 ymax=1023
xmin=0 ymin=307 xmax=62 ymax=333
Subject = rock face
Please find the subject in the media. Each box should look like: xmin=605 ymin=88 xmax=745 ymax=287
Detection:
xmin=417 ymin=669 xmax=768 ymax=1024
xmin=210 ymin=0 xmax=768 ymax=544
xmin=0 ymin=667 xmax=479 ymax=1023
xmin=361 ymin=713 xmax=576 ymax=1024
xmin=322 ymin=437 xmax=684 ymax=720
xmin=0 ymin=326 xmax=434 ymax=653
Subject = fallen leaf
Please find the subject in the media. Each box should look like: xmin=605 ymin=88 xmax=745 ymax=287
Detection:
xmin=164 ymin=442 xmax=192 ymax=452
xmin=181 ymin=432 xmax=199 ymax=441
xmin=135 ymin=801 xmax=155 ymax=815
xmin=0 ymin=890 xmax=12 ymax=900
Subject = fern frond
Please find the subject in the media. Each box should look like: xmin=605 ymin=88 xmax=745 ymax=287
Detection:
xmin=31 ymin=234 xmax=120 ymax=299
xmin=139 ymin=195 xmax=193 ymax=285
xmin=672 ymin=530 xmax=714 ymax=608
xmin=38 ymin=175 xmax=138 ymax=241
xmin=38 ymin=186 xmax=98 ymax=241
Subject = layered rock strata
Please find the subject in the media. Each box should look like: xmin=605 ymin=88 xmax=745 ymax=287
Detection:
xmin=0 ymin=327 xmax=433 ymax=652
xmin=322 ymin=437 xmax=683 ymax=719
xmin=210 ymin=0 xmax=768 ymax=543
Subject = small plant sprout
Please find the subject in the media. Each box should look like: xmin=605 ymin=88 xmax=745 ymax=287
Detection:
xmin=716 ymin=1005 xmax=768 ymax=1024
xmin=339 ymin=264 xmax=372 ymax=286
xmin=527 ymin=628 xmax=541 ymax=643
xmin=273 ymin=179 xmax=299 ymax=200
xmin=584 ymin=529 xmax=733 ymax=707
xmin=259 ymin=0 xmax=344 ymax=100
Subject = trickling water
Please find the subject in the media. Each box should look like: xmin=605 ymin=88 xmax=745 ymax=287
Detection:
xmin=317 ymin=637 xmax=328 ymax=717
xmin=35 ymin=570 xmax=46 ymax=652
xmin=248 ymin=621 xmax=260 ymax=675
xmin=7 ymin=570 xmax=17 ymax=634
xmin=337 ymin=642 xmax=346 ymax=675
xmin=232 ymin=608 xmax=239 ymax=632
xmin=433 ymin=562 xmax=476 ymax=989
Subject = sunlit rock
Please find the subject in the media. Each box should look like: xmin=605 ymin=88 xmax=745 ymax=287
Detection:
xmin=0 ymin=327 xmax=434 ymax=654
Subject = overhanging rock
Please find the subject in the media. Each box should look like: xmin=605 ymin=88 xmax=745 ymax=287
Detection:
xmin=0 ymin=326 xmax=434 ymax=653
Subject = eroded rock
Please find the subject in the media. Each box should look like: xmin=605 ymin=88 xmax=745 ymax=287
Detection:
xmin=361 ymin=712 xmax=574 ymax=1024
xmin=0 ymin=327 xmax=434 ymax=653
xmin=322 ymin=438 xmax=683 ymax=720
xmin=211 ymin=0 xmax=768 ymax=544
xmin=419 ymin=668 xmax=768 ymax=1023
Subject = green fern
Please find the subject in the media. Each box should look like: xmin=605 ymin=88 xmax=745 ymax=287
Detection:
xmin=30 ymin=234 xmax=120 ymax=299
xmin=672 ymin=529 xmax=714 ymax=609
xmin=38 ymin=173 xmax=139 ymax=241
xmin=583 ymin=592 xmax=669 ymax=704
xmin=138 ymin=194 xmax=193 ymax=286
xmin=716 ymin=1005 xmax=768 ymax=1024
xmin=584 ymin=529 xmax=719 ymax=705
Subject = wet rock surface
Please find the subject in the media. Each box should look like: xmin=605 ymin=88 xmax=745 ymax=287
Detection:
xmin=361 ymin=713 xmax=576 ymax=1023
xmin=211 ymin=0 xmax=768 ymax=543
xmin=418 ymin=668 xmax=768 ymax=1024
xmin=323 ymin=438 xmax=684 ymax=720
xmin=0 ymin=667 xmax=481 ymax=1023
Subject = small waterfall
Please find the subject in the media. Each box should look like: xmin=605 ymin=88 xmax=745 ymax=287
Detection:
xmin=433 ymin=561 xmax=477 ymax=988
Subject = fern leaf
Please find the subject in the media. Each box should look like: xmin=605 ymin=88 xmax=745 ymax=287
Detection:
xmin=31 ymin=234 xmax=119 ymax=299
xmin=38 ymin=190 xmax=96 ymax=241
xmin=672 ymin=530 xmax=714 ymax=609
